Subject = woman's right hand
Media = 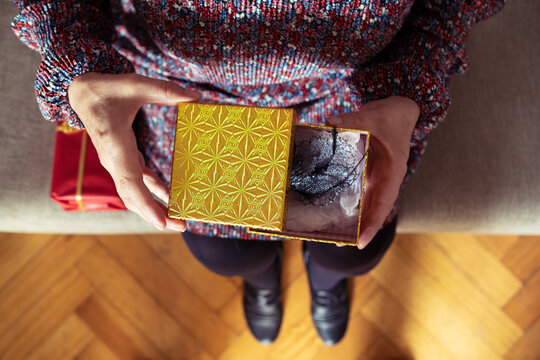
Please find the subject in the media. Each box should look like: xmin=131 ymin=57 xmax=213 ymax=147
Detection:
xmin=327 ymin=96 xmax=419 ymax=249
xmin=68 ymin=72 xmax=202 ymax=231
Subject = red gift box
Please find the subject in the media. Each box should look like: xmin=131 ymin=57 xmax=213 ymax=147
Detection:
xmin=50 ymin=121 xmax=127 ymax=211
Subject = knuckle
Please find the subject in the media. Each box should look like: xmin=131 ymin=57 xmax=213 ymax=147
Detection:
xmin=142 ymin=178 xmax=156 ymax=193
xmin=72 ymin=81 xmax=107 ymax=113
xmin=124 ymin=73 xmax=140 ymax=84
xmin=162 ymin=80 xmax=177 ymax=100
xmin=124 ymin=202 xmax=137 ymax=213
xmin=91 ymin=140 xmax=116 ymax=170
xmin=115 ymin=178 xmax=135 ymax=205
xmin=97 ymin=156 xmax=110 ymax=171
xmin=387 ymin=156 xmax=407 ymax=173
xmin=125 ymin=74 xmax=146 ymax=95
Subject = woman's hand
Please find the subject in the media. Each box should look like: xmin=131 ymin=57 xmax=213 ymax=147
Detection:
xmin=326 ymin=96 xmax=420 ymax=249
xmin=68 ymin=72 xmax=202 ymax=231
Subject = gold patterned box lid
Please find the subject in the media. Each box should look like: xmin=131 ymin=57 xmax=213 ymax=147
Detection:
xmin=168 ymin=102 xmax=295 ymax=231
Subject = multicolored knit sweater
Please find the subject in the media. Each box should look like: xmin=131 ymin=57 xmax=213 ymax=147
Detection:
xmin=11 ymin=0 xmax=503 ymax=239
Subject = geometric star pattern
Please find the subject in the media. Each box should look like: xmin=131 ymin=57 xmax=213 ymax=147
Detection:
xmin=168 ymin=103 xmax=295 ymax=231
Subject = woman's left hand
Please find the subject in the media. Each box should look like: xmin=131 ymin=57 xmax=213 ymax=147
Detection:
xmin=326 ymin=96 xmax=420 ymax=249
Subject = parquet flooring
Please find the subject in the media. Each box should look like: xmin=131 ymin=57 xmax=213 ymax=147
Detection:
xmin=0 ymin=232 xmax=538 ymax=360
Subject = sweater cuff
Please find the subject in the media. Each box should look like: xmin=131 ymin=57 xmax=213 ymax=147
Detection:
xmin=350 ymin=61 xmax=451 ymax=148
xmin=35 ymin=39 xmax=134 ymax=128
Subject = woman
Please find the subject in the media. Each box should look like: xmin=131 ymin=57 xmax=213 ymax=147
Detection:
xmin=11 ymin=0 xmax=503 ymax=345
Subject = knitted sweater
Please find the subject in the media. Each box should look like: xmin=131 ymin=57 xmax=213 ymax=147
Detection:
xmin=11 ymin=0 xmax=503 ymax=239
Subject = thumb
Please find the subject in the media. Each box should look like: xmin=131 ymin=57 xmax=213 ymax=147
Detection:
xmin=130 ymin=74 xmax=202 ymax=105
xmin=325 ymin=111 xmax=372 ymax=131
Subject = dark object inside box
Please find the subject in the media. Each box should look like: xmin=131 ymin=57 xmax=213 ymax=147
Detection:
xmin=250 ymin=124 xmax=369 ymax=245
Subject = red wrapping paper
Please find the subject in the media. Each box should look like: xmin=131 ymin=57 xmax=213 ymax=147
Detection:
xmin=50 ymin=122 xmax=127 ymax=211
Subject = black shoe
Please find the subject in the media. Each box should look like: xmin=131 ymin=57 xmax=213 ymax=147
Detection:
xmin=303 ymin=243 xmax=349 ymax=346
xmin=243 ymin=243 xmax=283 ymax=345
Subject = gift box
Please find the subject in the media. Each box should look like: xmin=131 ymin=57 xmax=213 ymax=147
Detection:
xmin=50 ymin=121 xmax=127 ymax=211
xmin=168 ymin=103 xmax=369 ymax=245
xmin=168 ymin=103 xmax=295 ymax=230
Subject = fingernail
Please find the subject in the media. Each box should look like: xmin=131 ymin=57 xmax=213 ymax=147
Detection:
xmin=168 ymin=222 xmax=186 ymax=232
xmin=358 ymin=226 xmax=377 ymax=249
xmin=165 ymin=217 xmax=186 ymax=232
xmin=327 ymin=116 xmax=343 ymax=125
xmin=152 ymin=219 xmax=165 ymax=231
xmin=185 ymin=89 xmax=202 ymax=99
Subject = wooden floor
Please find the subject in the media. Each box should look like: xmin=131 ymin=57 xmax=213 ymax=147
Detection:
xmin=0 ymin=232 xmax=538 ymax=360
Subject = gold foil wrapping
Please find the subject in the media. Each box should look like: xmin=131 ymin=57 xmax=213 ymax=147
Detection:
xmin=168 ymin=103 xmax=295 ymax=231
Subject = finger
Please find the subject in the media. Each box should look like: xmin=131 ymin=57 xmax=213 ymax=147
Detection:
xmin=326 ymin=111 xmax=370 ymax=131
xmin=137 ymin=153 xmax=182 ymax=230
xmin=95 ymin=130 xmax=167 ymax=231
xmin=357 ymin=166 xmax=405 ymax=249
xmin=156 ymin=202 xmax=187 ymax=232
xmin=357 ymin=200 xmax=394 ymax=249
xmin=137 ymin=151 xmax=146 ymax=168
xmin=327 ymin=108 xmax=414 ymax=163
xmin=142 ymin=167 xmax=170 ymax=204
xmin=115 ymin=174 xmax=167 ymax=230
xmin=129 ymin=74 xmax=203 ymax=106
xmin=166 ymin=217 xmax=187 ymax=232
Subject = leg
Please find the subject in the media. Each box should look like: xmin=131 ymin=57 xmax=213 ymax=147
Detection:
xmin=305 ymin=218 xmax=397 ymax=290
xmin=183 ymin=231 xmax=284 ymax=344
xmin=304 ymin=219 xmax=397 ymax=345
xmin=182 ymin=231 xmax=281 ymax=289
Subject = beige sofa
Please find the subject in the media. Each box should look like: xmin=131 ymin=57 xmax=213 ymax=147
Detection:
xmin=1 ymin=2 xmax=538 ymax=235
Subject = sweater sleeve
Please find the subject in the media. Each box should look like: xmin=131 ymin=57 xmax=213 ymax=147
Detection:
xmin=10 ymin=0 xmax=134 ymax=128
xmin=349 ymin=0 xmax=504 ymax=149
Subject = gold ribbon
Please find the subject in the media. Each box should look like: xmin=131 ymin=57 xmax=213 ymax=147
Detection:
xmin=75 ymin=131 xmax=88 ymax=211
xmin=56 ymin=121 xmax=83 ymax=134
